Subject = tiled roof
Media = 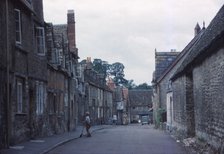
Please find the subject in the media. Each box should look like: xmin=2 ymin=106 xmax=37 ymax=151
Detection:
xmin=172 ymin=5 xmax=224 ymax=80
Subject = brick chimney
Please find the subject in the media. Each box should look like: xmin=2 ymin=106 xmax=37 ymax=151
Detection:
xmin=67 ymin=10 xmax=78 ymax=56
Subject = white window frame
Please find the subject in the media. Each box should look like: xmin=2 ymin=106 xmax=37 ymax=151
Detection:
xmin=15 ymin=9 xmax=22 ymax=44
xmin=36 ymin=27 xmax=45 ymax=55
xmin=17 ymin=82 xmax=23 ymax=113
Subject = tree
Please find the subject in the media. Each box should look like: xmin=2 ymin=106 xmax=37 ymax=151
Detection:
xmin=92 ymin=59 xmax=129 ymax=86
xmin=92 ymin=59 xmax=110 ymax=79
xmin=109 ymin=62 xmax=128 ymax=86
xmin=124 ymin=79 xmax=136 ymax=90
xmin=134 ymin=83 xmax=152 ymax=90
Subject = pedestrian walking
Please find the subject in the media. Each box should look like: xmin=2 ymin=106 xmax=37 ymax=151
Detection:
xmin=85 ymin=112 xmax=91 ymax=137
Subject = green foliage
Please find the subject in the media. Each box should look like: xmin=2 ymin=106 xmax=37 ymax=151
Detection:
xmin=123 ymin=80 xmax=136 ymax=90
xmin=109 ymin=62 xmax=128 ymax=86
xmin=92 ymin=58 xmax=151 ymax=88
xmin=92 ymin=59 xmax=110 ymax=79
xmin=134 ymin=83 xmax=152 ymax=90
xmin=92 ymin=59 xmax=128 ymax=86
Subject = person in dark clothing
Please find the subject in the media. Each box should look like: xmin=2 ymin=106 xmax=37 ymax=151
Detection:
xmin=85 ymin=112 xmax=91 ymax=137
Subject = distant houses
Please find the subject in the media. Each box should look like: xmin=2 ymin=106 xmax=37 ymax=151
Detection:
xmin=0 ymin=0 xmax=154 ymax=149
xmin=129 ymin=89 xmax=153 ymax=124
xmin=152 ymin=5 xmax=224 ymax=152
xmin=0 ymin=0 xmax=114 ymax=149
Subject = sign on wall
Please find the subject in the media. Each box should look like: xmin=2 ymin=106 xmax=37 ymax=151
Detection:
xmin=117 ymin=101 xmax=124 ymax=110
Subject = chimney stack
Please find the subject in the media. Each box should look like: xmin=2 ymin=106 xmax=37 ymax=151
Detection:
xmin=67 ymin=10 xmax=77 ymax=55
xmin=194 ymin=23 xmax=201 ymax=36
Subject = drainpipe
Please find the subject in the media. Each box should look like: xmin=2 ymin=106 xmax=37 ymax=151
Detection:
xmin=6 ymin=0 xmax=10 ymax=148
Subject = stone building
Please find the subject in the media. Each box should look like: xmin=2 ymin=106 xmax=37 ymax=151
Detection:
xmin=46 ymin=21 xmax=71 ymax=134
xmin=129 ymin=89 xmax=153 ymax=123
xmin=47 ymin=10 xmax=80 ymax=130
xmin=112 ymin=86 xmax=129 ymax=125
xmin=103 ymin=87 xmax=113 ymax=124
xmin=152 ymin=25 xmax=205 ymax=129
xmin=171 ymin=5 xmax=224 ymax=152
xmin=0 ymin=0 xmax=81 ymax=149
xmin=152 ymin=50 xmax=180 ymax=127
xmin=0 ymin=0 xmax=47 ymax=148
xmin=80 ymin=58 xmax=113 ymax=125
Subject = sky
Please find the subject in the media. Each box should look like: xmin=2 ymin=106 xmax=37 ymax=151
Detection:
xmin=43 ymin=0 xmax=223 ymax=85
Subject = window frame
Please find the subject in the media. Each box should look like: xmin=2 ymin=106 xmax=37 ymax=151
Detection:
xmin=36 ymin=81 xmax=45 ymax=115
xmin=15 ymin=9 xmax=22 ymax=44
xmin=36 ymin=27 xmax=45 ymax=55
xmin=17 ymin=81 xmax=23 ymax=113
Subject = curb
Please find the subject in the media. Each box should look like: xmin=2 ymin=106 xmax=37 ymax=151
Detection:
xmin=40 ymin=137 xmax=79 ymax=154
xmin=41 ymin=125 xmax=112 ymax=154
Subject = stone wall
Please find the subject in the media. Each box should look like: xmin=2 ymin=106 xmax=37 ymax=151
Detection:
xmin=172 ymin=47 xmax=224 ymax=150
xmin=185 ymin=73 xmax=195 ymax=137
xmin=47 ymin=66 xmax=68 ymax=134
xmin=0 ymin=1 xmax=7 ymax=148
xmin=193 ymin=48 xmax=224 ymax=149
xmin=0 ymin=70 xmax=7 ymax=149
xmin=154 ymin=51 xmax=180 ymax=80
xmin=0 ymin=0 xmax=7 ymax=69
xmin=172 ymin=76 xmax=188 ymax=137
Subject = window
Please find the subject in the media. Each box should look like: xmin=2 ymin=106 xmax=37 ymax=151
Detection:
xmin=36 ymin=27 xmax=45 ymax=55
xmin=48 ymin=92 xmax=56 ymax=114
xmin=17 ymin=81 xmax=23 ymax=113
xmin=51 ymin=48 xmax=59 ymax=64
xmin=15 ymin=9 xmax=22 ymax=44
xmin=36 ymin=81 xmax=45 ymax=114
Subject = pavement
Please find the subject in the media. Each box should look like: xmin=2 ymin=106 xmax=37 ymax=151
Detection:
xmin=0 ymin=125 xmax=112 ymax=154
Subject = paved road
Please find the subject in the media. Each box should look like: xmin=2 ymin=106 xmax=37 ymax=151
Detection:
xmin=47 ymin=124 xmax=188 ymax=154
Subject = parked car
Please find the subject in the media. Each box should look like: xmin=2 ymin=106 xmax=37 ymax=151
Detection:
xmin=141 ymin=116 xmax=149 ymax=125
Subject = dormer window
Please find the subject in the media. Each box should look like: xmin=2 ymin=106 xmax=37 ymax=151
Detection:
xmin=15 ymin=9 xmax=22 ymax=44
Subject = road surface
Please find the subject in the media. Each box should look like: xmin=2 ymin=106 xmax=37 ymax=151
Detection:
xmin=47 ymin=124 xmax=188 ymax=154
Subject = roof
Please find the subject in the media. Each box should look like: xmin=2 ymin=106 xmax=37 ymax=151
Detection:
xmin=129 ymin=89 xmax=153 ymax=106
xmin=172 ymin=5 xmax=224 ymax=80
xmin=156 ymin=27 xmax=205 ymax=83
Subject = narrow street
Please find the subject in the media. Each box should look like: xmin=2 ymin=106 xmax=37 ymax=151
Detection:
xmin=47 ymin=124 xmax=188 ymax=154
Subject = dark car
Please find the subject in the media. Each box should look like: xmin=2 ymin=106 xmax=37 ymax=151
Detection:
xmin=141 ymin=116 xmax=149 ymax=125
